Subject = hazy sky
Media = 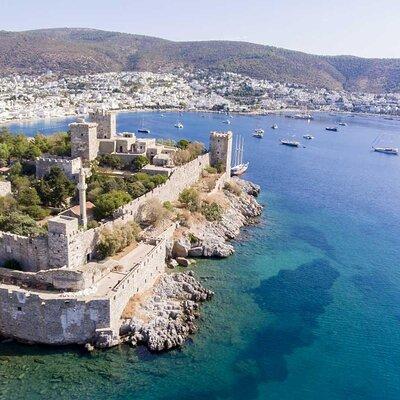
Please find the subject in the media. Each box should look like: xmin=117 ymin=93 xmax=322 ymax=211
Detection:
xmin=1 ymin=0 xmax=400 ymax=58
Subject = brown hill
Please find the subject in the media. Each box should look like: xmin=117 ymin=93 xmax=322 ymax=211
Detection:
xmin=0 ymin=28 xmax=399 ymax=93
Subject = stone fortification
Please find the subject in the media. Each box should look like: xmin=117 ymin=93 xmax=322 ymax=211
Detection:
xmin=0 ymin=232 xmax=49 ymax=272
xmin=0 ymin=230 xmax=168 ymax=345
xmin=35 ymin=156 xmax=82 ymax=180
xmin=0 ymin=154 xmax=211 ymax=273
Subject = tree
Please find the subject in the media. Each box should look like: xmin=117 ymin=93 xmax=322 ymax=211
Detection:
xmin=9 ymin=162 xmax=22 ymax=177
xmin=17 ymin=187 xmax=41 ymax=207
xmin=36 ymin=166 xmax=75 ymax=208
xmin=96 ymin=221 xmax=141 ymax=259
xmin=0 ymin=143 xmax=10 ymax=165
xmin=93 ymin=190 xmax=132 ymax=220
xmin=132 ymin=155 xmax=149 ymax=171
xmin=0 ymin=211 xmax=45 ymax=236
xmin=97 ymin=154 xmax=124 ymax=170
xmin=176 ymin=139 xmax=190 ymax=149
xmin=137 ymin=199 xmax=169 ymax=226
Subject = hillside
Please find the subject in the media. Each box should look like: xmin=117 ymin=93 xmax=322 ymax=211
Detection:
xmin=1 ymin=28 xmax=399 ymax=93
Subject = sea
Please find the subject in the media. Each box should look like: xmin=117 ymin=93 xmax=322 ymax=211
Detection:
xmin=1 ymin=111 xmax=400 ymax=400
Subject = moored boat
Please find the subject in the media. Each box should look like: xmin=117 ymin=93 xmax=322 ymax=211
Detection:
xmin=174 ymin=122 xmax=184 ymax=129
xmin=326 ymin=127 xmax=338 ymax=132
xmin=280 ymin=139 xmax=300 ymax=147
xmin=373 ymin=147 xmax=398 ymax=155
xmin=271 ymin=124 xmax=278 ymax=130
xmin=302 ymin=134 xmax=314 ymax=140
xmin=231 ymin=134 xmax=249 ymax=176
xmin=253 ymin=129 xmax=264 ymax=138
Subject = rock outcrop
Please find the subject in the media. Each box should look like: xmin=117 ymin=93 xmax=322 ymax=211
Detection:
xmin=172 ymin=178 xmax=263 ymax=259
xmin=119 ymin=272 xmax=213 ymax=352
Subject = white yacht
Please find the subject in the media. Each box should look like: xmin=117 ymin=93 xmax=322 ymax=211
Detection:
xmin=373 ymin=147 xmax=398 ymax=155
xmin=231 ymin=134 xmax=249 ymax=176
xmin=253 ymin=129 xmax=264 ymax=138
xmin=280 ymin=139 xmax=300 ymax=147
xmin=371 ymin=134 xmax=398 ymax=155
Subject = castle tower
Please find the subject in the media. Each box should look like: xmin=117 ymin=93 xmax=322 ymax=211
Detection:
xmin=69 ymin=117 xmax=99 ymax=162
xmin=89 ymin=109 xmax=116 ymax=139
xmin=209 ymin=131 xmax=233 ymax=175
xmin=77 ymin=168 xmax=88 ymax=229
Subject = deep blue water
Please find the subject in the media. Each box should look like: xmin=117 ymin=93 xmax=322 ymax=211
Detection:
xmin=1 ymin=111 xmax=400 ymax=400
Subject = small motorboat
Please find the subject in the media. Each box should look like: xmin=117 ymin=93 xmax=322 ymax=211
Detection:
xmin=138 ymin=128 xmax=150 ymax=134
xmin=303 ymin=134 xmax=314 ymax=140
xmin=253 ymin=129 xmax=264 ymax=138
xmin=174 ymin=122 xmax=184 ymax=129
xmin=271 ymin=124 xmax=278 ymax=130
xmin=338 ymin=122 xmax=347 ymax=126
xmin=326 ymin=127 xmax=338 ymax=132
xmin=373 ymin=147 xmax=398 ymax=155
xmin=223 ymin=119 xmax=231 ymax=124
xmin=280 ymin=139 xmax=300 ymax=147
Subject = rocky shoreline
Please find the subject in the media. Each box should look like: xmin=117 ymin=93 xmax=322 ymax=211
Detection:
xmin=117 ymin=272 xmax=213 ymax=352
xmin=94 ymin=178 xmax=263 ymax=352
xmin=170 ymin=178 xmax=263 ymax=261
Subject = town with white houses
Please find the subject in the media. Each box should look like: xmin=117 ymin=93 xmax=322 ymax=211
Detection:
xmin=1 ymin=69 xmax=400 ymax=123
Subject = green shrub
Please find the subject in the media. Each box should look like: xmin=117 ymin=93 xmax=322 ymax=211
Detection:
xmin=163 ymin=201 xmax=173 ymax=211
xmin=97 ymin=221 xmax=141 ymax=259
xmin=87 ymin=220 xmax=100 ymax=229
xmin=201 ymin=202 xmax=223 ymax=221
xmin=204 ymin=166 xmax=218 ymax=174
xmin=179 ymin=188 xmax=200 ymax=212
xmin=224 ymin=181 xmax=242 ymax=196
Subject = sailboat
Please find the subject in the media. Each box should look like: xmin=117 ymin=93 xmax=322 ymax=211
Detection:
xmin=371 ymin=134 xmax=398 ymax=155
xmin=174 ymin=121 xmax=184 ymax=129
xmin=137 ymin=118 xmax=150 ymax=134
xmin=231 ymin=134 xmax=249 ymax=176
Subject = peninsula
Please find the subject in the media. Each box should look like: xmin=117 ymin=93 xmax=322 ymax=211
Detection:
xmin=0 ymin=110 xmax=262 ymax=351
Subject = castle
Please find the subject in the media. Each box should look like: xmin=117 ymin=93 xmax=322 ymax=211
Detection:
xmin=0 ymin=112 xmax=233 ymax=346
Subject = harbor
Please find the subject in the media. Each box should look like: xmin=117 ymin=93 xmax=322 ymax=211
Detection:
xmin=1 ymin=110 xmax=400 ymax=399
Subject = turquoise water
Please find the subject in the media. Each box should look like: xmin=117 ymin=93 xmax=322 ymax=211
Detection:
xmin=1 ymin=112 xmax=400 ymax=399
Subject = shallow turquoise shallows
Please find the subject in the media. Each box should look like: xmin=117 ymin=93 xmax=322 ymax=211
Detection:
xmin=1 ymin=112 xmax=400 ymax=400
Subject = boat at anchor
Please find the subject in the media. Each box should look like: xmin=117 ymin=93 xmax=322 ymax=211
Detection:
xmin=231 ymin=134 xmax=249 ymax=176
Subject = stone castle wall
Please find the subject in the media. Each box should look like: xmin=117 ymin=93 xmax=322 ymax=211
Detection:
xmin=0 ymin=288 xmax=111 ymax=345
xmin=0 ymin=153 xmax=210 ymax=272
xmin=36 ymin=156 xmax=82 ymax=180
xmin=0 ymin=232 xmax=49 ymax=272
xmin=0 ymin=233 xmax=167 ymax=345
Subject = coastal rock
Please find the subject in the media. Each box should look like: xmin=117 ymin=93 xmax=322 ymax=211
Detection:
xmin=188 ymin=246 xmax=204 ymax=257
xmin=232 ymin=178 xmax=261 ymax=197
xmin=172 ymin=238 xmax=191 ymax=258
xmin=120 ymin=272 xmax=213 ymax=352
xmin=176 ymin=257 xmax=190 ymax=267
xmin=182 ymin=178 xmax=262 ymax=259
xmin=168 ymin=259 xmax=179 ymax=268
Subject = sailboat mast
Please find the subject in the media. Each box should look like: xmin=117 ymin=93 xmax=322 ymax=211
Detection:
xmin=235 ymin=135 xmax=239 ymax=166
xmin=240 ymin=135 xmax=244 ymax=165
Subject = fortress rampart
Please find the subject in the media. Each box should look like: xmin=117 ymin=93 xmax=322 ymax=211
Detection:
xmin=0 ymin=230 xmax=169 ymax=345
